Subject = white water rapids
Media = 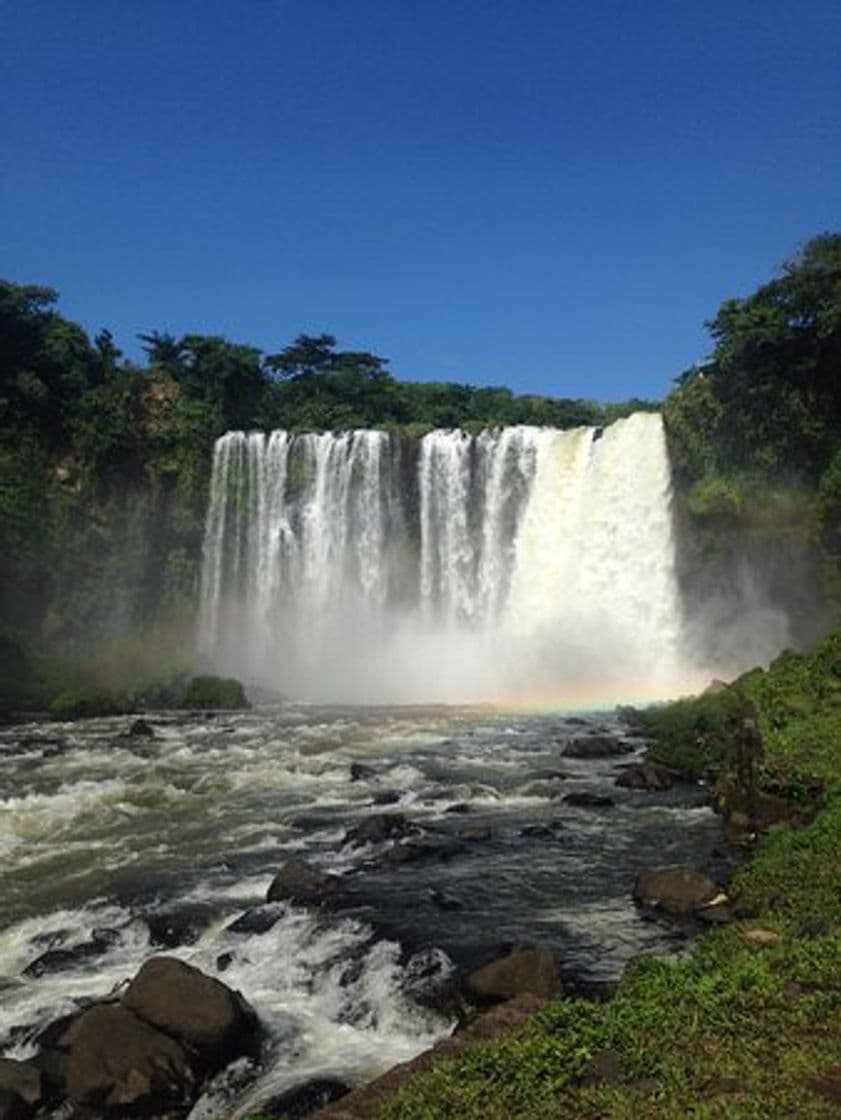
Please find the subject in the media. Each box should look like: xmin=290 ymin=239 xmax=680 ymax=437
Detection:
xmin=199 ymin=414 xmax=690 ymax=703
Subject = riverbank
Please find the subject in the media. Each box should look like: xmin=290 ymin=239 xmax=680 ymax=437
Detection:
xmin=353 ymin=628 xmax=841 ymax=1119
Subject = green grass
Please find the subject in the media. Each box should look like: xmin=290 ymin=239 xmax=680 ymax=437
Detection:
xmin=370 ymin=627 xmax=841 ymax=1119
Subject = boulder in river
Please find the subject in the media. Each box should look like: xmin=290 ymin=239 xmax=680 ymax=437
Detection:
xmin=0 ymin=1061 xmax=41 ymax=1112
xmin=343 ymin=813 xmax=411 ymax=847
xmin=126 ymin=718 xmax=155 ymax=739
xmin=463 ymin=945 xmax=562 ymax=1006
xmin=562 ymin=736 xmax=634 ymax=759
xmin=0 ymin=1090 xmax=30 ymax=1120
xmin=62 ymin=1004 xmax=196 ymax=1112
xmin=257 ymin=1077 xmax=350 ymax=1118
xmin=615 ymin=762 xmax=674 ymax=791
xmin=632 ymin=867 xmax=718 ymax=915
xmin=267 ymin=859 xmax=341 ymax=906
xmin=121 ymin=955 xmax=261 ymax=1072
xmin=563 ymin=792 xmax=615 ymax=809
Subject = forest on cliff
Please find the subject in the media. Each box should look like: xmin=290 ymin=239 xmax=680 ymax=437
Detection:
xmin=1 ymin=231 xmax=840 ymax=712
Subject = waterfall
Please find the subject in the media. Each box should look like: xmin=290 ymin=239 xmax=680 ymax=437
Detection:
xmin=198 ymin=414 xmax=688 ymax=703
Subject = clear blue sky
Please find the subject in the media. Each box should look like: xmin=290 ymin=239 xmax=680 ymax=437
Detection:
xmin=3 ymin=0 xmax=839 ymax=401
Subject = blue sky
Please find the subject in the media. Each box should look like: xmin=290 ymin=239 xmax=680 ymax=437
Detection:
xmin=3 ymin=0 xmax=839 ymax=401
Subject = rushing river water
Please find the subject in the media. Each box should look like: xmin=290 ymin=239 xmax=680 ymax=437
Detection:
xmin=0 ymin=705 xmax=725 ymax=1116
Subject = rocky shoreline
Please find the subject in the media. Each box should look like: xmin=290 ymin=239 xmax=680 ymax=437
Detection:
xmin=0 ymin=716 xmax=747 ymax=1120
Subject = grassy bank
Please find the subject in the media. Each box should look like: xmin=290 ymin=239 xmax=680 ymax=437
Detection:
xmin=370 ymin=631 xmax=841 ymax=1119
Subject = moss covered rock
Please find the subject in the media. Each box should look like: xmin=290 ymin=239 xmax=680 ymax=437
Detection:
xmin=181 ymin=675 xmax=249 ymax=710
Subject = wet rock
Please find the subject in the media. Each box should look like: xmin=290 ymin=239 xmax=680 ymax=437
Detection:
xmin=696 ymin=901 xmax=733 ymax=925
xmin=615 ymin=762 xmax=673 ymax=791
xmin=371 ymin=790 xmax=401 ymax=806
xmin=343 ymin=813 xmax=411 ymax=847
xmin=519 ymin=821 xmax=566 ymax=839
xmin=463 ymin=945 xmax=561 ymax=1006
xmin=145 ymin=904 xmax=217 ymax=949
xmin=0 ymin=1091 xmax=29 ymax=1120
xmin=385 ymin=836 xmax=463 ymax=865
xmin=457 ymin=824 xmax=491 ymax=842
xmin=122 ymin=956 xmax=261 ymax=1072
xmin=562 ymin=792 xmax=615 ymax=809
xmin=227 ymin=903 xmax=287 ymax=935
xmin=444 ymin=802 xmax=470 ymax=814
xmin=62 ymin=1005 xmax=196 ymax=1111
xmin=632 ymin=867 xmax=718 ymax=915
xmin=0 ymin=1062 xmax=41 ymax=1109
xmin=349 ymin=762 xmax=375 ymax=782
xmin=581 ymin=1048 xmax=623 ymax=1086
xmin=258 ymin=1078 xmax=350 ymax=1118
xmin=267 ymin=859 xmax=341 ymax=905
xmin=126 ymin=718 xmax=155 ymax=739
xmin=22 ymin=931 xmax=116 ymax=978
xmin=562 ymin=736 xmax=634 ymax=759
xmin=216 ymin=952 xmax=234 ymax=972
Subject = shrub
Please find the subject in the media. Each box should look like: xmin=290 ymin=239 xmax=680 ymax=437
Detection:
xmin=181 ymin=674 xmax=249 ymax=709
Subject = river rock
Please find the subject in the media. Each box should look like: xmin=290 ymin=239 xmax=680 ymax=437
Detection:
xmin=22 ymin=930 xmax=116 ymax=978
xmin=350 ymin=762 xmax=376 ymax=782
xmin=227 ymin=902 xmax=287 ymax=935
xmin=0 ymin=1062 xmax=40 ymax=1109
xmin=267 ymin=859 xmax=341 ymax=905
xmin=121 ymin=956 xmax=260 ymax=1072
xmin=463 ymin=945 xmax=561 ymax=1006
xmin=62 ymin=1004 xmax=196 ymax=1111
xmin=632 ymin=867 xmax=718 ymax=914
xmin=257 ymin=1078 xmax=350 ymax=1118
xmin=343 ymin=813 xmax=411 ymax=847
xmin=615 ymin=762 xmax=673 ymax=791
xmin=145 ymin=904 xmax=218 ymax=948
xmin=562 ymin=736 xmax=634 ymax=759
xmin=562 ymin=792 xmax=615 ymax=809
xmin=0 ymin=1091 xmax=29 ymax=1120
xmin=385 ymin=835 xmax=462 ymax=864
xmin=126 ymin=718 xmax=155 ymax=738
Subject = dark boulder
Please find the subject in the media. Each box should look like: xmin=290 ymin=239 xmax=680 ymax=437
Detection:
xmin=632 ymin=867 xmax=719 ymax=915
xmin=371 ymin=790 xmax=401 ymax=806
xmin=257 ymin=1078 xmax=350 ymax=1119
xmin=615 ymin=762 xmax=673 ymax=791
xmin=126 ymin=718 xmax=155 ymax=739
xmin=562 ymin=736 xmax=634 ymax=759
xmin=145 ymin=904 xmax=217 ymax=948
xmin=520 ymin=821 xmax=566 ymax=839
xmin=62 ymin=1004 xmax=196 ymax=1112
xmin=227 ymin=903 xmax=287 ymax=935
xmin=562 ymin=792 xmax=615 ymax=809
xmin=0 ymin=1091 xmax=29 ymax=1120
xmin=350 ymin=762 xmax=376 ymax=782
xmin=463 ymin=945 xmax=561 ymax=1006
xmin=0 ymin=1062 xmax=40 ymax=1111
xmin=444 ymin=802 xmax=470 ymax=814
xmin=121 ymin=956 xmax=261 ymax=1072
xmin=22 ymin=930 xmax=116 ymax=978
xmin=384 ymin=836 xmax=463 ymax=865
xmin=266 ymin=860 xmax=341 ymax=906
xmin=343 ymin=813 xmax=411 ymax=847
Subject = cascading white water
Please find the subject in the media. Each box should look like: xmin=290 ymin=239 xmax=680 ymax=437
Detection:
xmin=198 ymin=414 xmax=689 ymax=703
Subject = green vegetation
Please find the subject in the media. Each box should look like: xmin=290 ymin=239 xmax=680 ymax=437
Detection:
xmin=0 ymin=279 xmax=654 ymax=712
xmin=182 ymin=674 xmax=249 ymax=710
xmin=369 ymin=627 xmax=841 ymax=1119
